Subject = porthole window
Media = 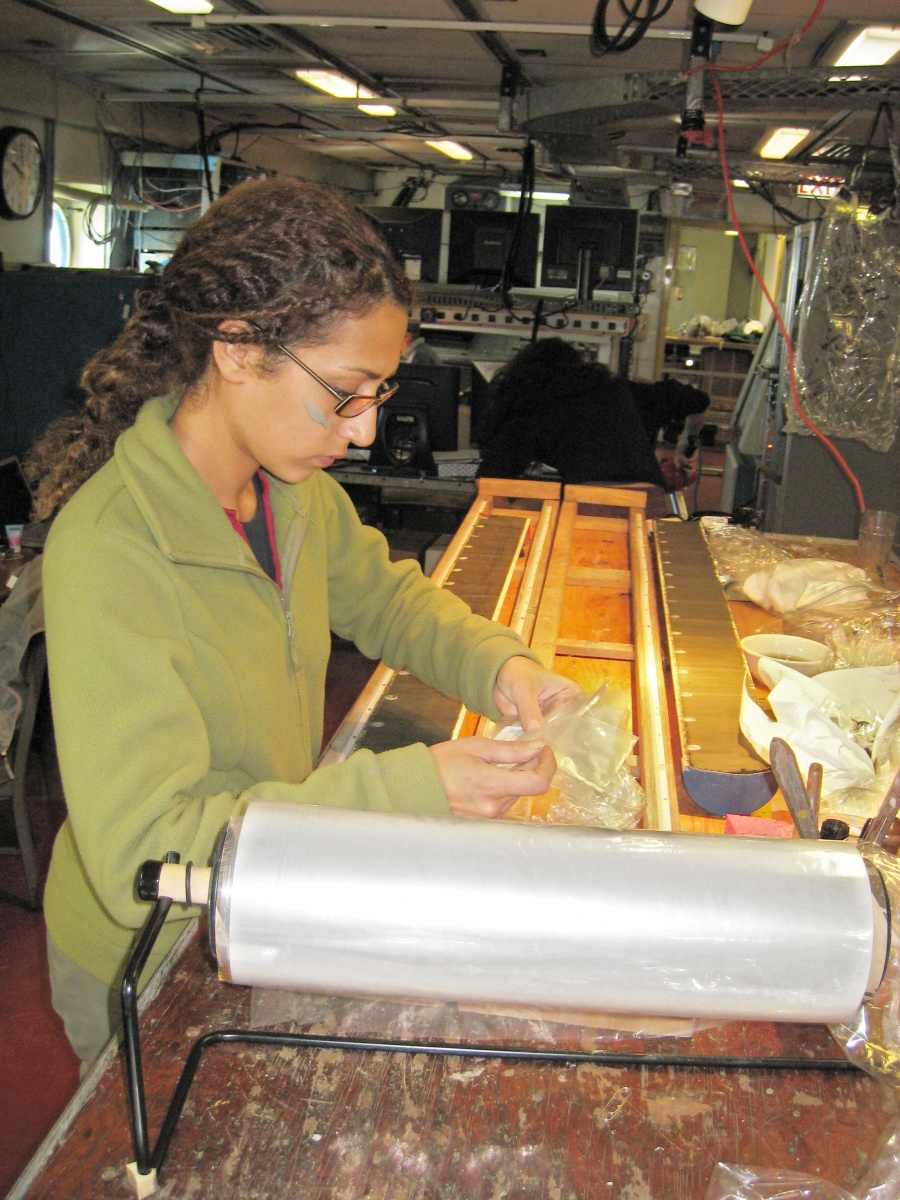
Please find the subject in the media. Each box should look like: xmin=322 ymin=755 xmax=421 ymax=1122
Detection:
xmin=49 ymin=201 xmax=71 ymax=267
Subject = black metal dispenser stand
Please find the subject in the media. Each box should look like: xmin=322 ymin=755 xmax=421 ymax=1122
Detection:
xmin=120 ymin=856 xmax=862 ymax=1196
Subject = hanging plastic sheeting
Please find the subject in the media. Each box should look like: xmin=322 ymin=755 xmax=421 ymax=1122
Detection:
xmin=790 ymin=198 xmax=900 ymax=453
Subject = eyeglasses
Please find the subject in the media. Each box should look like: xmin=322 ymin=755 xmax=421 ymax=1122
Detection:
xmin=276 ymin=343 xmax=399 ymax=419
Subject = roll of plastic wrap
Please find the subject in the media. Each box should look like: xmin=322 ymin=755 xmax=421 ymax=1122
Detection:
xmin=212 ymin=801 xmax=885 ymax=1024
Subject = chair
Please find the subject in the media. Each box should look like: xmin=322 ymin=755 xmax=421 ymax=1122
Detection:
xmin=0 ymin=557 xmax=47 ymax=909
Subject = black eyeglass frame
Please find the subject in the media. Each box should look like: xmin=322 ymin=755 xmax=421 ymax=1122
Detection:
xmin=276 ymin=342 xmax=399 ymax=419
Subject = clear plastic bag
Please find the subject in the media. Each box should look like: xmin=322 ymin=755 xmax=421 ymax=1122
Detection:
xmin=829 ymin=847 xmax=900 ymax=1086
xmin=790 ymin=199 xmax=900 ymax=454
xmin=702 ymin=522 xmax=794 ymax=599
xmin=702 ymin=1112 xmax=900 ymax=1200
xmin=703 ymin=1163 xmax=855 ymax=1200
xmin=743 ymin=560 xmax=870 ymax=615
xmin=491 ymin=685 xmax=646 ymax=829
xmin=787 ymin=605 xmax=900 ymax=670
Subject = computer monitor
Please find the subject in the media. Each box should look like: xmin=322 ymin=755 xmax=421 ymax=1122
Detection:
xmin=359 ymin=206 xmax=443 ymax=283
xmin=446 ymin=210 xmax=539 ymax=289
xmin=540 ymin=205 xmax=639 ymax=299
xmin=368 ymin=363 xmax=462 ymax=473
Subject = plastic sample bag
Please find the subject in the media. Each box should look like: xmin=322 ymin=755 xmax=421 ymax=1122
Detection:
xmin=491 ymin=685 xmax=646 ymax=829
xmin=703 ymin=1163 xmax=855 ymax=1200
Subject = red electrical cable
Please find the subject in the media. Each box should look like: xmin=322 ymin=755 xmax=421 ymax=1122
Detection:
xmin=711 ymin=0 xmax=826 ymax=74
xmin=688 ymin=0 xmax=866 ymax=514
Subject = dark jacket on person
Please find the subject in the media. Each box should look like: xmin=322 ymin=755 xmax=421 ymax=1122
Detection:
xmin=478 ymin=361 xmax=667 ymax=490
xmin=627 ymin=378 xmax=710 ymax=446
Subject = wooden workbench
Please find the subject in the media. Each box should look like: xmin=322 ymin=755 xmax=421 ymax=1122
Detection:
xmin=11 ymin=502 xmax=900 ymax=1199
xmin=10 ymin=921 xmax=899 ymax=1200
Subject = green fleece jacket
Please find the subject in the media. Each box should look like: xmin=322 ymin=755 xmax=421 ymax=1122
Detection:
xmin=43 ymin=395 xmax=536 ymax=987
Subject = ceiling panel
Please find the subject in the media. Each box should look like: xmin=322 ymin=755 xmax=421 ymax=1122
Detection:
xmin=3 ymin=0 xmax=900 ymax=193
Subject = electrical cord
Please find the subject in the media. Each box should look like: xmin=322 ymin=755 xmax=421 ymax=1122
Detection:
xmin=195 ymin=103 xmax=215 ymax=205
xmin=708 ymin=68 xmax=865 ymax=514
xmin=747 ymin=179 xmax=822 ymax=227
xmin=686 ymin=0 xmax=865 ymax=515
xmin=496 ymin=140 xmax=536 ymax=311
xmin=590 ymin=0 xmax=676 ymax=57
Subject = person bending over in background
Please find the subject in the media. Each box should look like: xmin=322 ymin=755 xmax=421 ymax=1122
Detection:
xmin=626 ymin=377 xmax=710 ymax=470
xmin=27 ymin=178 xmax=579 ymax=1075
xmin=476 ymin=338 xmax=668 ymax=490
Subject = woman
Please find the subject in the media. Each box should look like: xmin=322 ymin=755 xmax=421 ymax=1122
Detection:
xmin=477 ymin=337 xmax=668 ymax=490
xmin=30 ymin=178 xmax=578 ymax=1073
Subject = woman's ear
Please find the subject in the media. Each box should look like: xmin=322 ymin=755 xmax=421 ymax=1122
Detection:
xmin=211 ymin=321 xmax=266 ymax=383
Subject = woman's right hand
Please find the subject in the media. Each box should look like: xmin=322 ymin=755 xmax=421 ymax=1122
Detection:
xmin=428 ymin=736 xmax=556 ymax=819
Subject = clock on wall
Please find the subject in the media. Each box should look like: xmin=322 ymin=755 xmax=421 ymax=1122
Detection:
xmin=0 ymin=126 xmax=46 ymax=220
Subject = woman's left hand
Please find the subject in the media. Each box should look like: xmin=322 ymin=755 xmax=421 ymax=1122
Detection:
xmin=492 ymin=656 xmax=584 ymax=733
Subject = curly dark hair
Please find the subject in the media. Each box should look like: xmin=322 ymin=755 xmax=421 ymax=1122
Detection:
xmin=26 ymin=177 xmax=412 ymax=518
xmin=479 ymin=337 xmax=595 ymax=443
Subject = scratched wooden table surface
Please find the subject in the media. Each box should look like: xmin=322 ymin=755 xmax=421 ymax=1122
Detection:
xmin=12 ymin=922 xmax=900 ymax=1200
xmin=14 ymin=526 xmax=900 ymax=1199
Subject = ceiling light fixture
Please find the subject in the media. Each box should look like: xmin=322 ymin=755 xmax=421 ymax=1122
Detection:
xmin=731 ymin=178 xmax=750 ymax=188
xmin=834 ymin=26 xmax=900 ymax=67
xmin=295 ymin=70 xmax=374 ymax=100
xmin=758 ymin=127 xmax=810 ymax=160
xmin=499 ymin=188 xmax=568 ymax=201
xmin=145 ymin=0 xmax=213 ymax=13
xmin=358 ymin=103 xmax=397 ymax=117
xmin=425 ymin=140 xmax=474 ymax=161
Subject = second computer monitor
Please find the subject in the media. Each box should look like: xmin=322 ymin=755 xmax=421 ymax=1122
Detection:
xmin=360 ymin=206 xmax=443 ymax=283
xmin=447 ymin=210 xmax=540 ymax=289
xmin=540 ymin=204 xmax=639 ymax=299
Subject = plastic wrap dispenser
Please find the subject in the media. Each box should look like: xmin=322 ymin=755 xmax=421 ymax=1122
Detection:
xmin=123 ymin=800 xmax=891 ymax=1196
xmin=148 ymin=800 xmax=890 ymax=1025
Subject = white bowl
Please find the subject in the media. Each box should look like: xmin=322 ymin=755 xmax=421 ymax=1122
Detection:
xmin=740 ymin=633 xmax=831 ymax=682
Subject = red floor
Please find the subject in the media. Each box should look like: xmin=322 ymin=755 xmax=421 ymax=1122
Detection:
xmin=0 ymin=740 xmax=78 ymax=1200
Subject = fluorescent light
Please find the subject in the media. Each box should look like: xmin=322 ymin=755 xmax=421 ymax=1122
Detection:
xmin=758 ymin=127 xmax=810 ymax=160
xmin=835 ymin=26 xmax=900 ymax=67
xmin=724 ymin=230 xmax=739 ymax=236
xmin=500 ymin=189 xmax=569 ymax=201
xmin=295 ymin=70 xmax=374 ymax=100
xmin=358 ymin=103 xmax=397 ymax=117
xmin=731 ymin=178 xmax=750 ymax=188
xmin=425 ymin=140 xmax=473 ymax=161
xmin=145 ymin=0 xmax=213 ymax=12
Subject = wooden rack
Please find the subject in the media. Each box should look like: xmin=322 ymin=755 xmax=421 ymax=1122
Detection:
xmin=321 ymin=480 xmax=677 ymax=832
xmin=319 ymin=480 xmax=560 ymax=765
xmin=502 ymin=484 xmax=677 ymax=831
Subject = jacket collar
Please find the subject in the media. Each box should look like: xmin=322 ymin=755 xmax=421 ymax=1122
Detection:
xmin=114 ymin=394 xmax=307 ymax=568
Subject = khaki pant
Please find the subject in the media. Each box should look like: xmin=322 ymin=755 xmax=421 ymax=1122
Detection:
xmin=46 ymin=935 xmax=119 ymax=1080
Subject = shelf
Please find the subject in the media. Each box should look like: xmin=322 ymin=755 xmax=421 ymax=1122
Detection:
xmin=663 ymin=336 xmax=755 ymax=426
